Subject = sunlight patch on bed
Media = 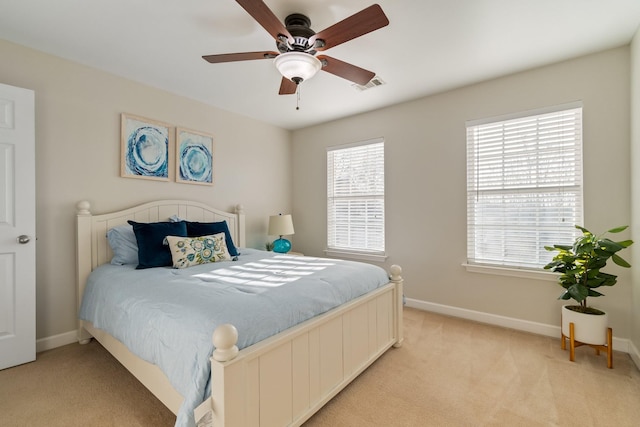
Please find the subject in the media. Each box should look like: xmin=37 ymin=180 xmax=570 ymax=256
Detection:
xmin=192 ymin=256 xmax=334 ymax=288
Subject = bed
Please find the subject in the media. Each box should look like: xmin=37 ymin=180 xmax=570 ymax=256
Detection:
xmin=75 ymin=199 xmax=404 ymax=427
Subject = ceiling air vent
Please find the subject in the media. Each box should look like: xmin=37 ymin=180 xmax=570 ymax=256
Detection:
xmin=352 ymin=76 xmax=386 ymax=91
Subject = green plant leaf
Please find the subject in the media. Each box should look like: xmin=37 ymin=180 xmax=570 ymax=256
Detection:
xmin=575 ymin=225 xmax=591 ymax=234
xmin=599 ymin=238 xmax=625 ymax=253
xmin=567 ymin=284 xmax=588 ymax=302
xmin=607 ymin=225 xmax=628 ymax=233
xmin=616 ymin=239 xmax=634 ymax=248
xmin=587 ymin=258 xmax=607 ymax=270
xmin=586 ymin=268 xmax=601 ymax=279
xmin=587 ymin=272 xmax=617 ymax=287
xmin=558 ymin=291 xmax=572 ymax=300
xmin=612 ymin=253 xmax=631 ymax=268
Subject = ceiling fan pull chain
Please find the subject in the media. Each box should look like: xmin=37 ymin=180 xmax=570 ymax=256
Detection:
xmin=296 ymin=85 xmax=301 ymax=110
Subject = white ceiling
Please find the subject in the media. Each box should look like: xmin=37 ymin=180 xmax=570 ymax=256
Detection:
xmin=2 ymin=0 xmax=640 ymax=130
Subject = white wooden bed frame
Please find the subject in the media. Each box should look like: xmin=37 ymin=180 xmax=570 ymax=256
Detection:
xmin=76 ymin=199 xmax=403 ymax=427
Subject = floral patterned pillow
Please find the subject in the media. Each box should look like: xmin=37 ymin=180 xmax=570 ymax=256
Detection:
xmin=165 ymin=233 xmax=231 ymax=269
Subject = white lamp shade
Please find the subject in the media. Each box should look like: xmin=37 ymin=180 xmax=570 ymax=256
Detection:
xmin=268 ymin=214 xmax=295 ymax=236
xmin=274 ymin=52 xmax=322 ymax=82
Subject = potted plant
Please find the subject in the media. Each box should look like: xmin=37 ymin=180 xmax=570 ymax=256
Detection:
xmin=544 ymin=225 xmax=633 ymax=346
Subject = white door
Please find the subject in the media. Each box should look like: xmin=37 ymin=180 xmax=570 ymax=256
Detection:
xmin=0 ymin=83 xmax=36 ymax=370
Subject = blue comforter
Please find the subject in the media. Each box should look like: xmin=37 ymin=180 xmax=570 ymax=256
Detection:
xmin=78 ymin=249 xmax=389 ymax=427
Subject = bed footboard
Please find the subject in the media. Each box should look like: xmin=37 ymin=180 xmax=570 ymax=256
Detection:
xmin=196 ymin=265 xmax=403 ymax=427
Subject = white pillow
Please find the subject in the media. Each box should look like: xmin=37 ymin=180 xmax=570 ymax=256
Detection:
xmin=165 ymin=233 xmax=231 ymax=269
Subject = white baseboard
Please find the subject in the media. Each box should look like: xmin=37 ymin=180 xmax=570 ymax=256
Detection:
xmin=630 ymin=340 xmax=640 ymax=369
xmin=405 ymin=298 xmax=631 ymax=354
xmin=36 ymin=330 xmax=77 ymax=353
xmin=35 ymin=307 xmax=640 ymax=372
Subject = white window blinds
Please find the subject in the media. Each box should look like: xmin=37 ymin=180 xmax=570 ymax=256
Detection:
xmin=327 ymin=139 xmax=384 ymax=254
xmin=466 ymin=105 xmax=583 ymax=269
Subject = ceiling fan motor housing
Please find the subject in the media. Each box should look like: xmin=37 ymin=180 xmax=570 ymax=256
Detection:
xmin=278 ymin=13 xmax=318 ymax=53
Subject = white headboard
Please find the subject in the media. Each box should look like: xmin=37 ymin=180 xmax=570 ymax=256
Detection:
xmin=76 ymin=200 xmax=245 ymax=312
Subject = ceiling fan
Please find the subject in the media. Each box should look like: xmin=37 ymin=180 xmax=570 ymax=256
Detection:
xmin=202 ymin=0 xmax=389 ymax=95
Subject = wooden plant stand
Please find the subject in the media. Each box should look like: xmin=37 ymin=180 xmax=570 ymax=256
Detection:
xmin=561 ymin=322 xmax=613 ymax=368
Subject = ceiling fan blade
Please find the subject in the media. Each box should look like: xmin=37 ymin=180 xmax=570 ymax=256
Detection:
xmin=317 ymin=55 xmax=375 ymax=85
xmin=310 ymin=4 xmax=389 ymax=51
xmin=202 ymin=51 xmax=278 ymax=63
xmin=279 ymin=77 xmax=298 ymax=95
xmin=236 ymin=0 xmax=293 ymax=42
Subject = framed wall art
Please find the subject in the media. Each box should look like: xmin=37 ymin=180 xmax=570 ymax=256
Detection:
xmin=121 ymin=113 xmax=172 ymax=181
xmin=176 ymin=127 xmax=214 ymax=185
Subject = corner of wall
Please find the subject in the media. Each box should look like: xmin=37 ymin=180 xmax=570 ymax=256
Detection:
xmin=630 ymin=25 xmax=640 ymax=370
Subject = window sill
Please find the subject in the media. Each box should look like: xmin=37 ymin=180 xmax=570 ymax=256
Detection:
xmin=462 ymin=263 xmax=558 ymax=281
xmin=324 ymin=249 xmax=387 ymax=263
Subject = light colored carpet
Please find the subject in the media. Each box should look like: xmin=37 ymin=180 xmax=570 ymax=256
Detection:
xmin=305 ymin=308 xmax=640 ymax=426
xmin=0 ymin=337 xmax=175 ymax=426
xmin=1 ymin=307 xmax=638 ymax=426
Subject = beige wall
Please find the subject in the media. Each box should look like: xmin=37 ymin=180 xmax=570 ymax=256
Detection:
xmin=1 ymin=37 xmax=636 ymax=350
xmin=631 ymin=27 xmax=640 ymax=359
xmin=0 ymin=40 xmax=292 ymax=340
xmin=292 ymin=47 xmax=634 ymax=338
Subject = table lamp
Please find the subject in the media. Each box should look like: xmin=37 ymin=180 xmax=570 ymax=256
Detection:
xmin=268 ymin=214 xmax=294 ymax=253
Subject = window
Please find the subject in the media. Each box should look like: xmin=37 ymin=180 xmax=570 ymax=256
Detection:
xmin=466 ymin=103 xmax=583 ymax=270
xmin=327 ymin=139 xmax=384 ymax=259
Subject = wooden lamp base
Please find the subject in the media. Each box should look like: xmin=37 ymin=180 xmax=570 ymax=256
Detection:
xmin=561 ymin=322 xmax=613 ymax=368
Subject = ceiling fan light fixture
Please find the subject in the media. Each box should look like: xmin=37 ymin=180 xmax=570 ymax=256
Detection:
xmin=274 ymin=52 xmax=322 ymax=84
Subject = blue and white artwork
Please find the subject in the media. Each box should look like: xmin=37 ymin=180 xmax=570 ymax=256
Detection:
xmin=121 ymin=114 xmax=170 ymax=180
xmin=177 ymin=128 xmax=213 ymax=185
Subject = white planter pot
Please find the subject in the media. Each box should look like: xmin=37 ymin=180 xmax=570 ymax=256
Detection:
xmin=562 ymin=305 xmax=609 ymax=345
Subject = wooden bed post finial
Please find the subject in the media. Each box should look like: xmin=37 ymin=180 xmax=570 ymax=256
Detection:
xmin=212 ymin=324 xmax=239 ymax=362
xmin=389 ymin=264 xmax=402 ymax=282
xmin=76 ymin=200 xmax=91 ymax=215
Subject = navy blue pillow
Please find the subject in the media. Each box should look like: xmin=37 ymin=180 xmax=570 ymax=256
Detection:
xmin=128 ymin=220 xmax=188 ymax=269
xmin=186 ymin=221 xmax=239 ymax=257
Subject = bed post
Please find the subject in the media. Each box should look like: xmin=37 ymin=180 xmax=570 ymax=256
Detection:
xmin=235 ymin=204 xmax=246 ymax=248
xmin=194 ymin=324 xmax=242 ymax=427
xmin=212 ymin=324 xmax=239 ymax=362
xmin=390 ymin=264 xmax=404 ymax=348
xmin=76 ymin=200 xmax=93 ymax=344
